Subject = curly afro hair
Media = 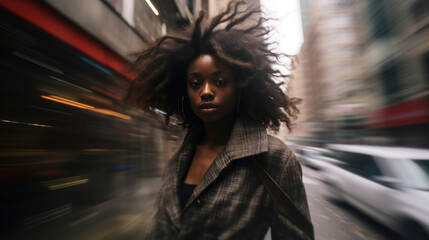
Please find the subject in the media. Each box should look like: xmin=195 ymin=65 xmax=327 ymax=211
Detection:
xmin=128 ymin=1 xmax=301 ymax=132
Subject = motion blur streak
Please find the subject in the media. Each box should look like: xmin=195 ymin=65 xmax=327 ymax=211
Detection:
xmin=41 ymin=95 xmax=132 ymax=120
xmin=13 ymin=51 xmax=63 ymax=74
xmin=41 ymin=95 xmax=95 ymax=109
xmin=1 ymin=119 xmax=52 ymax=128
xmin=49 ymin=76 xmax=93 ymax=93
xmin=69 ymin=211 xmax=100 ymax=228
xmin=145 ymin=0 xmax=159 ymax=16
xmin=42 ymin=176 xmax=89 ymax=191
xmin=0 ymin=1 xmax=183 ymax=238
xmin=91 ymin=108 xmax=131 ymax=120
xmin=23 ymin=204 xmax=72 ymax=230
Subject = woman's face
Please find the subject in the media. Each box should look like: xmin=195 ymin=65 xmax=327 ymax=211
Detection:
xmin=186 ymin=54 xmax=237 ymax=124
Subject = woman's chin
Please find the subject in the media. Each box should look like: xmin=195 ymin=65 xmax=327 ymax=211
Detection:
xmin=196 ymin=112 xmax=236 ymax=125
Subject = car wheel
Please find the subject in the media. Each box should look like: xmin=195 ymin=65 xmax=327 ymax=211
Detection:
xmin=323 ymin=181 xmax=345 ymax=203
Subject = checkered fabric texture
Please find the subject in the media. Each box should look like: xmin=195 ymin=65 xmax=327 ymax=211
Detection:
xmin=145 ymin=117 xmax=312 ymax=240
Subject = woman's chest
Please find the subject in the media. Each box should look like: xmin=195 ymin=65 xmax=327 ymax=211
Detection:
xmin=178 ymin=160 xmax=271 ymax=234
xmin=184 ymin=145 xmax=224 ymax=185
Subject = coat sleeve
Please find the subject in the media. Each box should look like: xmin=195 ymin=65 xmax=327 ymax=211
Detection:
xmin=270 ymin=150 xmax=313 ymax=240
xmin=144 ymin=155 xmax=180 ymax=240
xmin=144 ymin=187 xmax=178 ymax=240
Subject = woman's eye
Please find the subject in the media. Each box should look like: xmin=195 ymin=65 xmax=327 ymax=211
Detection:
xmin=216 ymin=79 xmax=227 ymax=87
xmin=189 ymin=81 xmax=201 ymax=88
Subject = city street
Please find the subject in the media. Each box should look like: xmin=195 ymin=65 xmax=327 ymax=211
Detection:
xmin=1 ymin=0 xmax=428 ymax=240
xmin=298 ymin=166 xmax=401 ymax=240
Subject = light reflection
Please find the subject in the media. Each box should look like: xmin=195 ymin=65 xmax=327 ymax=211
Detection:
xmin=69 ymin=211 xmax=100 ymax=227
xmin=145 ymin=0 xmax=159 ymax=16
xmin=23 ymin=204 xmax=72 ymax=230
xmin=49 ymin=76 xmax=93 ymax=93
xmin=13 ymin=51 xmax=63 ymax=74
xmin=41 ymin=95 xmax=94 ymax=109
xmin=1 ymin=119 xmax=52 ymax=128
xmin=42 ymin=176 xmax=89 ymax=190
xmin=91 ymin=108 xmax=131 ymax=120
xmin=41 ymin=95 xmax=131 ymax=120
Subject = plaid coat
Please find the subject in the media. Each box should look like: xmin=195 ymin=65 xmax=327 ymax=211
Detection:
xmin=145 ymin=117 xmax=311 ymax=239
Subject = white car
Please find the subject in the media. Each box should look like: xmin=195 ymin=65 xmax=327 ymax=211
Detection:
xmin=321 ymin=144 xmax=429 ymax=240
xmin=295 ymin=146 xmax=330 ymax=170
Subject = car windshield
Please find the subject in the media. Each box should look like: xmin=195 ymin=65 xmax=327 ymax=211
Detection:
xmin=393 ymin=159 xmax=429 ymax=191
xmin=307 ymin=151 xmax=319 ymax=158
xmin=321 ymin=149 xmax=346 ymax=164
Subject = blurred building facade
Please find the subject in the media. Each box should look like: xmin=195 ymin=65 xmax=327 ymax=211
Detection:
xmin=44 ymin=0 xmax=191 ymax=62
xmin=290 ymin=0 xmax=429 ymax=148
xmin=364 ymin=0 xmax=429 ymax=147
xmin=0 ymin=0 xmax=190 ymax=237
xmin=193 ymin=0 xmax=260 ymax=18
xmin=289 ymin=0 xmax=368 ymax=144
xmin=45 ymin=0 xmax=262 ymax=63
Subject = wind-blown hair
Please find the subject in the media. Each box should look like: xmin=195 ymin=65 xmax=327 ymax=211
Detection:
xmin=128 ymin=1 xmax=301 ymax=132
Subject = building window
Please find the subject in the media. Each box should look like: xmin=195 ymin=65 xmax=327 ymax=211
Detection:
xmin=380 ymin=62 xmax=401 ymax=102
xmin=410 ymin=0 xmax=429 ymax=23
xmin=367 ymin=0 xmax=391 ymax=39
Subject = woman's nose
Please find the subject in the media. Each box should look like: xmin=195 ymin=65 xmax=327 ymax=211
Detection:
xmin=201 ymin=82 xmax=214 ymax=101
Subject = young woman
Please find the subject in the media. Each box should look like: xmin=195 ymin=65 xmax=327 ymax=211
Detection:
xmin=128 ymin=2 xmax=312 ymax=239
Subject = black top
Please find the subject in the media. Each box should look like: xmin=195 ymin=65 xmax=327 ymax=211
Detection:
xmin=180 ymin=183 xmax=196 ymax=209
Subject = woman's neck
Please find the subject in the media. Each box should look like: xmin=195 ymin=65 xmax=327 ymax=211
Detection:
xmin=201 ymin=115 xmax=235 ymax=148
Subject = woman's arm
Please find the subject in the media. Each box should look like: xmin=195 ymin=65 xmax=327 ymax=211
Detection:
xmin=270 ymin=151 xmax=313 ymax=240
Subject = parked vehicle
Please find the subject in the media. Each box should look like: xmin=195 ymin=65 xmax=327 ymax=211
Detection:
xmin=295 ymin=146 xmax=329 ymax=170
xmin=321 ymin=144 xmax=429 ymax=240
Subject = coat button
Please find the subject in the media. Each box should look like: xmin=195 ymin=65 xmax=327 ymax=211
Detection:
xmin=195 ymin=198 xmax=202 ymax=207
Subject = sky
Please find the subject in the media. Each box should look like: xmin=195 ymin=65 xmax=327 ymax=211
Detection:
xmin=260 ymin=0 xmax=304 ymax=55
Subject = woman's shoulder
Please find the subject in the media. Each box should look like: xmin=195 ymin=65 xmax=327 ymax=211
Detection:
xmin=263 ymin=134 xmax=298 ymax=169
xmin=266 ymin=134 xmax=294 ymax=157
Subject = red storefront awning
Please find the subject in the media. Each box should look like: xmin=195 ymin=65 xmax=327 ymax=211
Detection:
xmin=370 ymin=95 xmax=429 ymax=128
xmin=0 ymin=0 xmax=136 ymax=80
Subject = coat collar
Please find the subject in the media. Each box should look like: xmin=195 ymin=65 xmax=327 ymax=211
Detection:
xmin=164 ymin=116 xmax=268 ymax=228
xmin=183 ymin=115 xmax=268 ymax=166
xmin=222 ymin=116 xmax=268 ymax=161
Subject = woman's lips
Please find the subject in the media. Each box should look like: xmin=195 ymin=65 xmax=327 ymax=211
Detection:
xmin=199 ymin=103 xmax=218 ymax=113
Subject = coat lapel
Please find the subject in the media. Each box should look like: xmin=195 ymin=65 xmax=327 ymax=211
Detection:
xmin=184 ymin=116 xmax=268 ymax=210
xmin=163 ymin=131 xmax=197 ymax=229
